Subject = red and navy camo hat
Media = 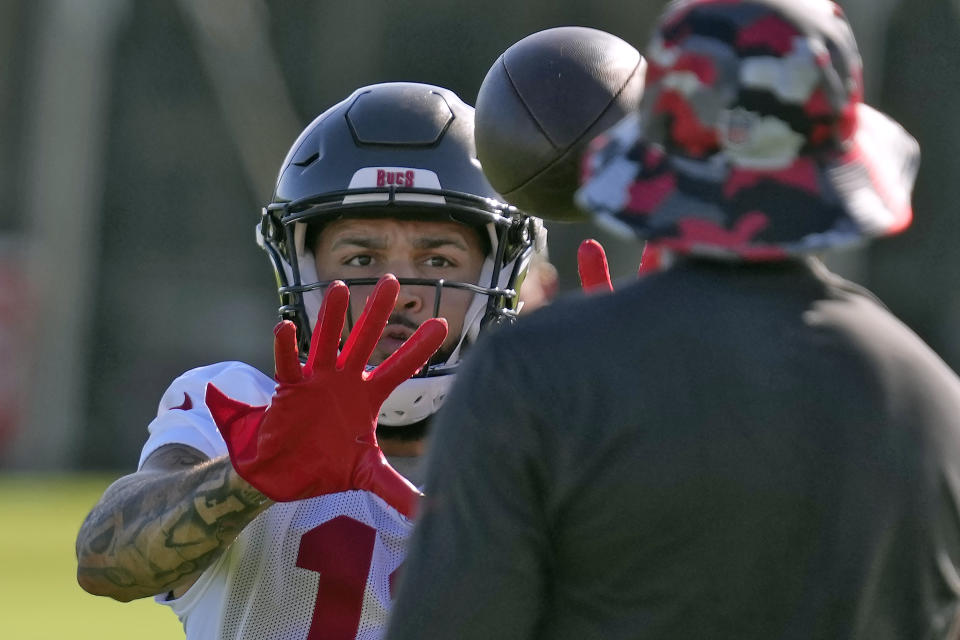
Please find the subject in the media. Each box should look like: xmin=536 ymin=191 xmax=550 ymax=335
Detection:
xmin=576 ymin=0 xmax=920 ymax=260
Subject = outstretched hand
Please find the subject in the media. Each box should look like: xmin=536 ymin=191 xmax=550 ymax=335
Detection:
xmin=577 ymin=239 xmax=663 ymax=293
xmin=205 ymin=275 xmax=448 ymax=518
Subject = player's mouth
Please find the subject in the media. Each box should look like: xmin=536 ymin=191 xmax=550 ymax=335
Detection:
xmin=373 ymin=323 xmax=416 ymax=362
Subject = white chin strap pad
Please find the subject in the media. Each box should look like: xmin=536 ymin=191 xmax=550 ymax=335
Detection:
xmin=378 ymin=375 xmax=454 ymax=426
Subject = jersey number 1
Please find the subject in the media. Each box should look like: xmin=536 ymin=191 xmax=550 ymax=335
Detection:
xmin=297 ymin=515 xmax=401 ymax=640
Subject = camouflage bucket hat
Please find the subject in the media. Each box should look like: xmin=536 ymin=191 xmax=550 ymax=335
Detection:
xmin=576 ymin=0 xmax=920 ymax=260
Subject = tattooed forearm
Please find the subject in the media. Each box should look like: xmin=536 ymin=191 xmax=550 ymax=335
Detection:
xmin=76 ymin=446 xmax=272 ymax=601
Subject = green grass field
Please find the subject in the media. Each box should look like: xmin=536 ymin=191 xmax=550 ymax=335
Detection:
xmin=0 ymin=474 xmax=184 ymax=639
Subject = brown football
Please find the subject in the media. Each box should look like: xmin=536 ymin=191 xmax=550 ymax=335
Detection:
xmin=475 ymin=26 xmax=645 ymax=221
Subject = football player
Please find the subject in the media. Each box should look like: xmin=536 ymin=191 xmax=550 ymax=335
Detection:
xmin=75 ymin=81 xmax=544 ymax=640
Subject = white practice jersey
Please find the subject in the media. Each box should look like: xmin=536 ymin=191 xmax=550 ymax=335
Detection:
xmin=139 ymin=361 xmax=414 ymax=640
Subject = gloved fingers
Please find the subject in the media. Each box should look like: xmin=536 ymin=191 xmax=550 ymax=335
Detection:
xmin=340 ymin=275 xmax=399 ymax=373
xmin=273 ymin=321 xmax=303 ymax=384
xmin=637 ymin=242 xmax=663 ymax=275
xmin=306 ymin=281 xmax=349 ymax=374
xmin=369 ymin=317 xmax=447 ymax=399
xmin=577 ymin=239 xmax=614 ymax=293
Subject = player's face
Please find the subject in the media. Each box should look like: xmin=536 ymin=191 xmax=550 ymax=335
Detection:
xmin=313 ymin=217 xmax=487 ymax=365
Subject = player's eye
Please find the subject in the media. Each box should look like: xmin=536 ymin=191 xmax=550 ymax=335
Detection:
xmin=344 ymin=255 xmax=373 ymax=267
xmin=423 ymin=256 xmax=454 ymax=268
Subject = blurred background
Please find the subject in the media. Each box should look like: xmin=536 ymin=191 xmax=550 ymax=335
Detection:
xmin=6 ymin=0 xmax=960 ymax=474
xmin=0 ymin=0 xmax=958 ymax=634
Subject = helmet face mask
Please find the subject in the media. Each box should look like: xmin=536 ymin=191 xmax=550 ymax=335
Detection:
xmin=258 ymin=82 xmax=544 ymax=426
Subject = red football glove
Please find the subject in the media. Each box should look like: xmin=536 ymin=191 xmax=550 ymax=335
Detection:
xmin=204 ymin=275 xmax=447 ymax=518
xmin=577 ymin=238 xmax=663 ymax=293
xmin=577 ymin=239 xmax=614 ymax=293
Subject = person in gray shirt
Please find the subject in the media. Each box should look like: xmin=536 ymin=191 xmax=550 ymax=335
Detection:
xmin=385 ymin=1 xmax=960 ymax=638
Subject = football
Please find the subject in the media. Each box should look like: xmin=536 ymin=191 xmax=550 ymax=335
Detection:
xmin=475 ymin=26 xmax=645 ymax=222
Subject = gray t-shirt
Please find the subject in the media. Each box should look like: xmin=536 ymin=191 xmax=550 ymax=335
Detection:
xmin=387 ymin=257 xmax=960 ymax=640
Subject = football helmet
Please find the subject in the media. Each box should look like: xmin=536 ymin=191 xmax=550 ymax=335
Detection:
xmin=258 ymin=82 xmax=544 ymax=426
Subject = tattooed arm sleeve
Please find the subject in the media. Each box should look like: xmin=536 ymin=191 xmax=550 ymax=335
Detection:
xmin=75 ymin=443 xmax=272 ymax=601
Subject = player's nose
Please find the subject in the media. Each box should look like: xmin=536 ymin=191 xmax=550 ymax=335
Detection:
xmin=386 ymin=263 xmax=426 ymax=314
xmin=395 ymin=285 xmax=424 ymax=314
